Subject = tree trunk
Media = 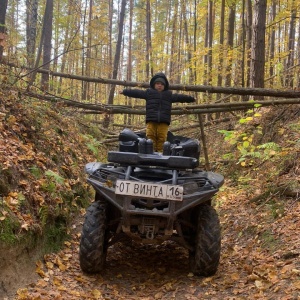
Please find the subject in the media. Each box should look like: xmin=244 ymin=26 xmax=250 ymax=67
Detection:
xmin=27 ymin=0 xmax=52 ymax=89
xmin=57 ymin=0 xmax=73 ymax=94
xmin=285 ymin=0 xmax=296 ymax=88
xmin=0 ymin=0 xmax=8 ymax=61
xmin=240 ymin=0 xmax=245 ymax=88
xmin=193 ymin=0 xmax=197 ymax=83
xmin=21 ymin=88 xmax=300 ymax=115
xmin=217 ymin=0 xmax=225 ymax=89
xmin=125 ymin=0 xmax=134 ymax=125
xmin=203 ymin=10 xmax=208 ymax=86
xmin=215 ymin=0 xmax=225 ymax=117
xmin=225 ymin=4 xmax=235 ymax=87
xmin=207 ymin=0 xmax=213 ymax=86
xmin=82 ymin=0 xmax=93 ymax=100
xmin=32 ymin=67 xmax=300 ymax=98
xmin=298 ymin=16 xmax=300 ymax=89
xmin=104 ymin=0 xmax=126 ymax=127
xmin=268 ymin=0 xmax=276 ymax=86
xmin=108 ymin=1 xmax=113 ymax=97
xmin=145 ymin=0 xmax=152 ymax=78
xmin=41 ymin=0 xmax=53 ymax=90
xmin=26 ymin=0 xmax=38 ymax=67
xmin=245 ymin=0 xmax=252 ymax=88
xmin=81 ymin=0 xmax=88 ymax=99
xmin=250 ymin=0 xmax=267 ymax=91
xmin=182 ymin=0 xmax=194 ymax=84
xmin=170 ymin=0 xmax=178 ymax=80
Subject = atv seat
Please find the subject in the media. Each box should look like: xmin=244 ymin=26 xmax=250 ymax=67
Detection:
xmin=118 ymin=128 xmax=200 ymax=160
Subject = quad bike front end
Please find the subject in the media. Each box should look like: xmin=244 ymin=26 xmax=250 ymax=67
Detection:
xmin=79 ymin=129 xmax=224 ymax=276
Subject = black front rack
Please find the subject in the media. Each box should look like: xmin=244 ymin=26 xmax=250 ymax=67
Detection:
xmin=107 ymin=151 xmax=199 ymax=169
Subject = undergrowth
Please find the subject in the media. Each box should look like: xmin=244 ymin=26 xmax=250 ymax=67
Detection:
xmin=0 ymin=88 xmax=106 ymax=251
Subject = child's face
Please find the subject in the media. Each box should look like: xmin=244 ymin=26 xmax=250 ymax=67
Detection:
xmin=154 ymin=82 xmax=165 ymax=92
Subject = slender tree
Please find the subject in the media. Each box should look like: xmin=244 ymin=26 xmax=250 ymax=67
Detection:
xmin=285 ymin=0 xmax=296 ymax=88
xmin=216 ymin=0 xmax=225 ymax=115
xmin=268 ymin=0 xmax=276 ymax=86
xmin=217 ymin=0 xmax=225 ymax=89
xmin=27 ymin=0 xmax=53 ymax=89
xmin=104 ymin=0 xmax=126 ymax=127
xmin=82 ymin=0 xmax=93 ymax=100
xmin=245 ymin=0 xmax=253 ymax=87
xmin=297 ymin=15 xmax=300 ymax=88
xmin=225 ymin=3 xmax=236 ymax=87
xmin=81 ymin=0 xmax=88 ymax=98
xmin=26 ymin=0 xmax=38 ymax=67
xmin=193 ymin=0 xmax=198 ymax=84
xmin=126 ymin=0 xmax=134 ymax=125
xmin=57 ymin=0 xmax=76 ymax=94
xmin=182 ymin=0 xmax=194 ymax=84
xmin=41 ymin=0 xmax=53 ymax=90
xmin=207 ymin=0 xmax=213 ymax=86
xmin=145 ymin=0 xmax=152 ymax=78
xmin=250 ymin=0 xmax=267 ymax=89
xmin=4 ymin=0 xmax=300 ymax=108
xmin=170 ymin=1 xmax=179 ymax=81
xmin=0 ymin=0 xmax=8 ymax=61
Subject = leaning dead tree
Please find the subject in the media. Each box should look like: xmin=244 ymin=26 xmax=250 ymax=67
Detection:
xmin=10 ymin=68 xmax=299 ymax=172
xmin=22 ymin=89 xmax=300 ymax=115
xmin=32 ymin=68 xmax=300 ymax=98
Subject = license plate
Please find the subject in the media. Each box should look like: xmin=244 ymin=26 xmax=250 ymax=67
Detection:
xmin=115 ymin=180 xmax=183 ymax=201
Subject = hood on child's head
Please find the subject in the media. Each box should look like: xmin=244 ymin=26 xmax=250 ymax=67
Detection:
xmin=150 ymin=72 xmax=169 ymax=90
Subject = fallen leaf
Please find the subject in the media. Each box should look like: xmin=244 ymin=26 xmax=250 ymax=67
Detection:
xmin=91 ymin=289 xmax=102 ymax=299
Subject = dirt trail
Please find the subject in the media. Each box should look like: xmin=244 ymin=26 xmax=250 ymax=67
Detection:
xmin=3 ymin=185 xmax=300 ymax=300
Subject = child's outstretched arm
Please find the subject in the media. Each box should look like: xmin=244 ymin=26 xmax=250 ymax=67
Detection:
xmin=120 ymin=89 xmax=147 ymax=99
xmin=171 ymin=93 xmax=195 ymax=103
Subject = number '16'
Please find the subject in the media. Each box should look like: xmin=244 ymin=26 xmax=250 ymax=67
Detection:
xmin=169 ymin=186 xmax=181 ymax=196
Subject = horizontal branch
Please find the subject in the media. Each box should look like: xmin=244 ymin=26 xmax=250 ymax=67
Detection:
xmin=83 ymin=106 xmax=249 ymax=115
xmin=4 ymin=62 xmax=300 ymax=98
xmin=23 ymin=89 xmax=300 ymax=115
xmin=33 ymin=68 xmax=300 ymax=98
xmin=101 ymin=118 xmax=232 ymax=144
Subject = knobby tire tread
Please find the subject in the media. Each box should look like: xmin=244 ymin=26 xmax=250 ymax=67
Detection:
xmin=190 ymin=205 xmax=221 ymax=276
xmin=79 ymin=201 xmax=107 ymax=273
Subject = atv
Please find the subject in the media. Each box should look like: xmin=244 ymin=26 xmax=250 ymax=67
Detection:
xmin=79 ymin=128 xmax=224 ymax=276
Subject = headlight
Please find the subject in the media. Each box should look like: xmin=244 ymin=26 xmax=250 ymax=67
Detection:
xmin=84 ymin=162 xmax=103 ymax=175
xmin=183 ymin=182 xmax=199 ymax=194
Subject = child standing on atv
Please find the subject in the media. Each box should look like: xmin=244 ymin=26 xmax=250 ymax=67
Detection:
xmin=119 ymin=72 xmax=195 ymax=152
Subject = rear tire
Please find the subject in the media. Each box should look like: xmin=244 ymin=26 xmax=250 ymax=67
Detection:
xmin=189 ymin=204 xmax=221 ymax=276
xmin=79 ymin=201 xmax=108 ymax=273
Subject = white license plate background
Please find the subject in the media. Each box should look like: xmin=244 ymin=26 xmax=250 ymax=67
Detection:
xmin=115 ymin=180 xmax=183 ymax=201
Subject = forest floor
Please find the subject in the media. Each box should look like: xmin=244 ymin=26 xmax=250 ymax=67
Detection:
xmin=1 ymin=88 xmax=299 ymax=299
xmin=7 ymin=179 xmax=300 ymax=300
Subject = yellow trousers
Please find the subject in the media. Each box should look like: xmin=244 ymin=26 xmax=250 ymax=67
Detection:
xmin=146 ymin=122 xmax=169 ymax=152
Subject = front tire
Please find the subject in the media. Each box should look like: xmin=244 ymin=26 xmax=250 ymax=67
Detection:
xmin=79 ymin=201 xmax=108 ymax=273
xmin=189 ymin=204 xmax=221 ymax=276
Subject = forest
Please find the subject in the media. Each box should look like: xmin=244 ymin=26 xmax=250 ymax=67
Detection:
xmin=1 ymin=0 xmax=300 ymax=109
xmin=0 ymin=0 xmax=300 ymax=299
